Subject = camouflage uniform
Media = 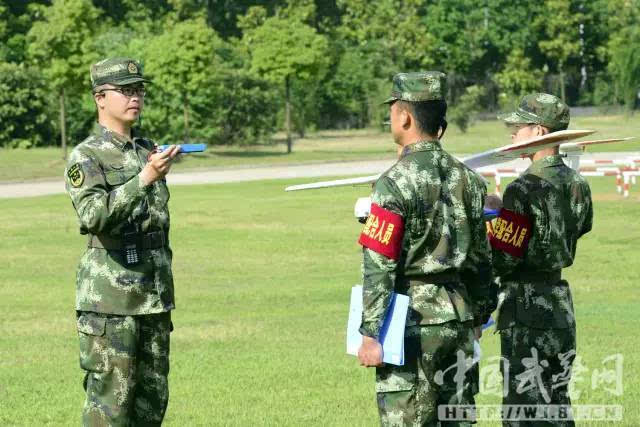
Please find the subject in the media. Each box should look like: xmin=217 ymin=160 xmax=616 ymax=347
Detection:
xmin=359 ymin=72 xmax=493 ymax=426
xmin=65 ymin=58 xmax=174 ymax=426
xmin=493 ymin=94 xmax=593 ymax=426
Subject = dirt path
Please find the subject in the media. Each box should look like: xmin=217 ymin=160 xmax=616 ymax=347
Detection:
xmin=0 ymin=159 xmax=395 ymax=199
xmin=1 ymin=153 xmax=638 ymax=199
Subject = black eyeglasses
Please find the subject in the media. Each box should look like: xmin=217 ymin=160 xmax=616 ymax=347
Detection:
xmin=100 ymin=86 xmax=146 ymax=97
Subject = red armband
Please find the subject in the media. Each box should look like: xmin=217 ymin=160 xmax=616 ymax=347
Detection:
xmin=358 ymin=203 xmax=404 ymax=260
xmin=489 ymin=208 xmax=532 ymax=258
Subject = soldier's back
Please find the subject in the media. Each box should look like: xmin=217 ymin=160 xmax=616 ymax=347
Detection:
xmin=379 ymin=140 xmax=489 ymax=325
xmin=509 ymin=155 xmax=593 ymax=271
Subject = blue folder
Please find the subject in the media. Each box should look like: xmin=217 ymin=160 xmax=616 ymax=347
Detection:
xmin=347 ymin=285 xmax=410 ymax=366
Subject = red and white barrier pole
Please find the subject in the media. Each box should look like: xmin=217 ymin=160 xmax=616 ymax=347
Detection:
xmin=623 ymin=174 xmax=630 ymax=198
xmin=616 ymin=173 xmax=622 ymax=194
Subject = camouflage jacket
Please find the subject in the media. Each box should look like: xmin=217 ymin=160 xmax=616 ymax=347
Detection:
xmin=64 ymin=124 xmax=174 ymax=315
xmin=359 ymin=140 xmax=493 ymax=338
xmin=492 ymin=155 xmax=593 ymax=330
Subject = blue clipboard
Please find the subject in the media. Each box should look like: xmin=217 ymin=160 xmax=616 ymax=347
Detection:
xmin=157 ymin=143 xmax=207 ymax=153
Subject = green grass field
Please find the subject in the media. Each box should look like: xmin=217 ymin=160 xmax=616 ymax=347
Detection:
xmin=1 ymin=114 xmax=639 ymax=183
xmin=0 ymin=175 xmax=638 ymax=426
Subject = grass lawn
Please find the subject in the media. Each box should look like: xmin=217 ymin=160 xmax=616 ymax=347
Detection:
xmin=1 ymin=114 xmax=639 ymax=183
xmin=0 ymin=176 xmax=638 ymax=426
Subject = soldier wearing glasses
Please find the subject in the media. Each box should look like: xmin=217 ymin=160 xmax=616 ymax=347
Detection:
xmin=492 ymin=93 xmax=593 ymax=425
xmin=64 ymin=57 xmax=180 ymax=425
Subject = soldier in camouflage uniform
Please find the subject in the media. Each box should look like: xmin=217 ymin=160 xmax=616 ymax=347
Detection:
xmin=357 ymin=72 xmax=493 ymax=426
xmin=492 ymin=93 xmax=593 ymax=426
xmin=64 ymin=57 xmax=181 ymax=426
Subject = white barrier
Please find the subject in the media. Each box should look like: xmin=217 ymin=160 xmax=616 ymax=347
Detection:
xmin=479 ymin=156 xmax=640 ymax=198
xmin=623 ymin=171 xmax=640 ymax=198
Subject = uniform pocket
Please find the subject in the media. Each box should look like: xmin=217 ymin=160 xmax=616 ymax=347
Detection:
xmin=77 ymin=312 xmax=108 ymax=373
xmin=375 ymin=368 xmax=415 ymax=393
xmin=104 ymin=168 xmax=139 ymax=188
xmin=104 ymin=170 xmax=126 ymax=187
xmin=375 ymin=330 xmax=418 ymax=393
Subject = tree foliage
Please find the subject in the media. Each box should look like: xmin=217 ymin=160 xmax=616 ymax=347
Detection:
xmin=143 ymin=18 xmax=278 ymax=144
xmin=536 ymin=0 xmax=583 ymax=101
xmin=1 ymin=0 xmax=639 ymax=149
xmin=27 ymin=0 xmax=101 ymax=95
xmin=27 ymin=0 xmax=102 ymax=156
xmin=495 ymin=49 xmax=544 ymax=110
xmin=604 ymin=0 xmax=640 ymax=111
xmin=449 ymin=85 xmax=486 ymax=133
xmin=242 ymin=4 xmax=329 ymax=151
xmin=0 ymin=62 xmax=53 ymax=148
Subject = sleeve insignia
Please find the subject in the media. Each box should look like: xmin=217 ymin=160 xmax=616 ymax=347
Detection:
xmin=67 ymin=163 xmax=85 ymax=188
xmin=489 ymin=208 xmax=532 ymax=258
xmin=358 ymin=203 xmax=404 ymax=260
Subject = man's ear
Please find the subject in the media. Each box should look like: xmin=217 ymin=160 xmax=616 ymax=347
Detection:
xmin=536 ymin=124 xmax=552 ymax=136
xmin=94 ymin=92 xmax=105 ymax=109
xmin=532 ymin=124 xmax=540 ymax=136
xmin=402 ymin=108 xmax=412 ymax=130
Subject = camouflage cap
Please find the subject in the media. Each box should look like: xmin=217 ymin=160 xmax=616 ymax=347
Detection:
xmin=90 ymin=57 xmax=150 ymax=89
xmin=498 ymin=93 xmax=570 ymax=131
xmin=383 ymin=71 xmax=447 ymax=104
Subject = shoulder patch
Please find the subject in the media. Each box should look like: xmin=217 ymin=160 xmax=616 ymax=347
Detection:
xmin=67 ymin=163 xmax=85 ymax=188
xmin=358 ymin=203 xmax=404 ymax=260
xmin=489 ymin=208 xmax=531 ymax=258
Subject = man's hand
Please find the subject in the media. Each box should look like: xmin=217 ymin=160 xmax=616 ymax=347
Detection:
xmin=358 ymin=336 xmax=384 ymax=367
xmin=140 ymin=145 xmax=181 ymax=186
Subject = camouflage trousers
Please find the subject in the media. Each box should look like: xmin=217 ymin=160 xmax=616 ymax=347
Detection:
xmin=375 ymin=320 xmax=476 ymax=426
xmin=500 ymin=324 xmax=576 ymax=427
xmin=76 ymin=311 xmax=172 ymax=427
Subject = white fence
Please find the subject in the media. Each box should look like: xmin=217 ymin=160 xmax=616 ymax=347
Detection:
xmin=477 ymin=157 xmax=640 ymax=198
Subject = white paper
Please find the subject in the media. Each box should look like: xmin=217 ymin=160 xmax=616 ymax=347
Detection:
xmin=346 ymin=285 xmax=410 ymax=366
xmin=472 ymin=339 xmax=482 ymax=365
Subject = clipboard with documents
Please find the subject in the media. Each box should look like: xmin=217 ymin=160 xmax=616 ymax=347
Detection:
xmin=346 ymin=285 xmax=410 ymax=366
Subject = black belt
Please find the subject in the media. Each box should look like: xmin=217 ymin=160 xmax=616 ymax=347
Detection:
xmin=509 ymin=270 xmax=562 ymax=283
xmin=408 ymin=271 xmax=461 ymax=285
xmin=87 ymin=231 xmax=168 ymax=250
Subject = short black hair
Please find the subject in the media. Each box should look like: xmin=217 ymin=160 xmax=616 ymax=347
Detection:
xmin=398 ymin=100 xmax=447 ymax=136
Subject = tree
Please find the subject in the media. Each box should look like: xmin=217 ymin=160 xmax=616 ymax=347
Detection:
xmin=0 ymin=5 xmax=7 ymax=57
xmin=421 ymin=0 xmax=488 ymax=77
xmin=495 ymin=49 xmax=544 ymax=109
xmin=93 ymin=0 xmax=172 ymax=24
xmin=241 ymin=6 xmax=329 ymax=153
xmin=605 ymin=0 xmax=640 ymax=111
xmin=337 ymin=0 xmax=435 ymax=73
xmin=0 ymin=1 xmax=50 ymax=63
xmin=142 ymin=18 xmax=278 ymax=145
xmin=166 ymin=0 xmax=282 ymax=38
xmin=536 ymin=0 xmax=583 ymax=102
xmin=27 ymin=0 xmax=101 ymax=158
xmin=321 ymin=47 xmax=379 ymax=129
xmin=0 ymin=62 xmax=53 ymax=148
xmin=143 ymin=18 xmax=224 ymax=143
xmin=609 ymin=38 xmax=640 ymax=111
xmin=448 ymin=85 xmax=486 ymax=133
